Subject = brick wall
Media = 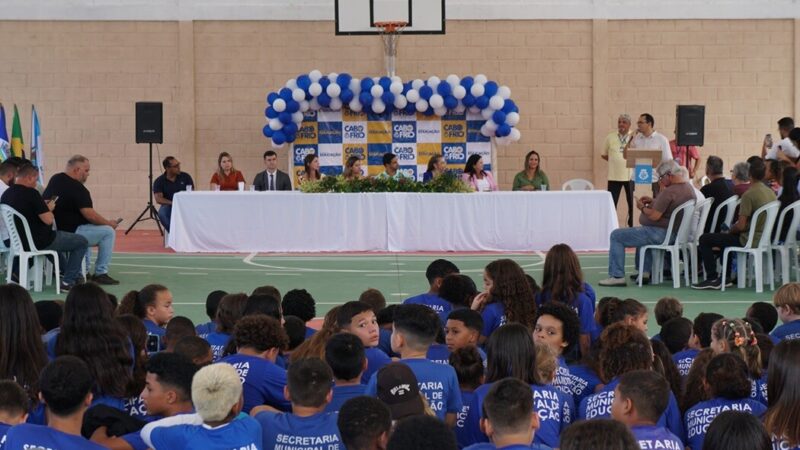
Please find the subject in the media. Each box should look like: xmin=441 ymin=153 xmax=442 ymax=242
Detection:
xmin=0 ymin=19 xmax=796 ymax=228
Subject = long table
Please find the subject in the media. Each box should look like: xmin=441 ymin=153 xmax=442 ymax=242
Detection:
xmin=167 ymin=191 xmax=618 ymax=253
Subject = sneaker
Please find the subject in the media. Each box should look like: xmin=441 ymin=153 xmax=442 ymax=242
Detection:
xmin=630 ymin=273 xmax=650 ymax=284
xmin=92 ymin=273 xmax=120 ymax=285
xmin=692 ymin=279 xmax=722 ymax=290
xmin=75 ymin=275 xmax=86 ymax=285
xmin=59 ymin=282 xmax=73 ymax=292
xmin=599 ymin=277 xmax=627 ymax=287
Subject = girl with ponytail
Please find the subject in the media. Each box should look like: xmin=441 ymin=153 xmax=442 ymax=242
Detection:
xmin=119 ymin=284 xmax=174 ymax=352
xmin=710 ymin=318 xmax=766 ymax=405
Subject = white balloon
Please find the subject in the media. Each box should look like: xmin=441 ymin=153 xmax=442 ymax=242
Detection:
xmin=452 ymin=86 xmax=467 ymax=100
xmin=269 ymin=118 xmax=282 ymax=130
xmin=393 ymin=96 xmax=408 ymax=109
xmin=469 ymin=106 xmax=481 ymax=114
xmin=285 ymin=78 xmax=298 ymax=90
xmin=454 ymin=104 xmax=466 ymax=113
xmin=495 ymin=137 xmax=510 ymax=146
xmin=406 ymin=89 xmax=420 ymax=103
xmin=446 ymin=74 xmax=460 ymax=86
xmin=292 ymin=88 xmax=306 ymax=102
xmin=489 ymin=95 xmax=505 ymax=111
xmin=416 ymin=99 xmax=429 ymax=112
xmin=327 ymin=72 xmax=339 ymax=83
xmin=484 ymin=119 xmax=498 ymax=131
xmin=506 ymin=112 xmax=520 ymax=126
xmin=273 ymin=99 xmax=286 ymax=112
xmin=299 ymin=100 xmax=310 ymax=112
xmin=309 ymin=70 xmax=323 ymax=82
xmin=434 ymin=107 xmax=447 ymax=116
xmin=412 ymin=79 xmax=425 ymax=90
xmin=292 ymin=111 xmax=304 ymax=123
xmin=349 ymin=99 xmax=363 ymax=112
xmin=309 ymin=83 xmax=323 ymax=97
xmin=481 ymin=108 xmax=494 ymax=120
xmin=372 ymin=77 xmax=380 ymax=83
xmin=480 ymin=124 xmax=492 ymax=137
xmin=498 ymin=86 xmax=511 ymax=99
xmin=427 ymin=76 xmax=441 ymax=88
xmin=309 ymin=98 xmax=321 ymax=111
xmin=349 ymin=78 xmax=360 ymax=92
xmin=470 ymin=83 xmax=485 ymax=97
xmin=329 ymin=98 xmax=343 ymax=111
xmin=429 ymin=94 xmax=444 ymax=109
xmin=391 ymin=75 xmax=402 ymax=84
xmin=389 ymin=82 xmax=403 ymax=95
xmin=475 ymin=74 xmax=488 ymax=84
xmin=509 ymin=127 xmax=521 ymax=141
xmin=370 ymin=85 xmax=383 ymax=97
xmin=326 ymin=83 xmax=342 ymax=98
xmin=372 ymin=99 xmax=386 ymax=114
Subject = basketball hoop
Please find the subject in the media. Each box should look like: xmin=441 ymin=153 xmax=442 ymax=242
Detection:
xmin=375 ymin=21 xmax=407 ymax=78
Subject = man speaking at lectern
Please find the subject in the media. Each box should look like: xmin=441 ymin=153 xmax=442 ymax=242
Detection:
xmin=625 ymin=113 xmax=672 ymax=196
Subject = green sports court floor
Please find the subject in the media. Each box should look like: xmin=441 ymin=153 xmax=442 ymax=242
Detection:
xmin=28 ymin=250 xmax=776 ymax=335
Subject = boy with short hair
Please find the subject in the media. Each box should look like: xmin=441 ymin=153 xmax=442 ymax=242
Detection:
xmin=428 ymin=308 xmax=486 ymax=364
xmin=173 ymin=336 xmax=213 ymax=367
xmin=220 ymin=314 xmax=291 ymax=413
xmin=663 ymin=317 xmax=698 ymax=378
xmin=610 ymin=370 xmax=683 ymax=449
xmin=164 ymin=316 xmax=196 ymax=352
xmin=195 ymin=290 xmax=226 ymax=336
xmin=0 ymin=381 xmax=29 ymax=445
xmin=254 ymin=358 xmax=342 ymax=449
xmin=366 ymin=304 xmax=463 ymax=426
xmin=282 ymin=289 xmax=317 ymax=339
xmin=771 ymin=282 xmax=800 ymax=341
xmin=403 ymin=259 xmax=460 ymax=324
xmin=747 ymin=301 xmax=779 ymax=334
xmin=652 ymin=297 xmax=683 ymax=341
xmin=5 ymin=356 xmax=105 ymax=449
xmin=324 ymin=333 xmax=367 ymax=413
xmin=337 ymin=301 xmax=392 ymax=383
xmin=337 ymin=396 xmax=391 ymax=450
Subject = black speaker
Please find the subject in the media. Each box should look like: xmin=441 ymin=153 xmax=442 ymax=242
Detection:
xmin=676 ymin=105 xmax=705 ymax=147
xmin=135 ymin=102 xmax=163 ymax=144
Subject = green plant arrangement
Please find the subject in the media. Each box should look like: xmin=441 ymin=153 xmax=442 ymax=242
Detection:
xmin=299 ymin=171 xmax=473 ymax=193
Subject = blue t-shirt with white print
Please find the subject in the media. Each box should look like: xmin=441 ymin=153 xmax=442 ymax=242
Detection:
xmin=255 ymin=411 xmax=341 ymax=450
xmin=752 ymin=373 xmax=768 ymax=405
xmin=195 ymin=320 xmax=215 ymax=336
xmin=685 ymin=397 xmax=767 ymax=450
xmin=673 ymin=348 xmax=700 ymax=378
xmin=552 ymin=357 xmax=574 ymax=397
xmin=365 ymin=358 xmax=462 ymax=420
xmin=324 ymin=385 xmax=367 ymax=414
xmin=631 ymin=425 xmax=683 ymax=450
xmin=220 ymin=353 xmax=291 ymax=413
xmin=567 ymin=363 xmax=602 ymax=407
xmin=535 ymin=290 xmax=596 ymax=338
xmin=362 ymin=347 xmax=391 ymax=384
xmin=771 ymin=319 xmax=800 ymax=341
xmin=464 ymin=444 xmax=552 ymax=450
xmin=5 ymin=423 xmax=106 ymax=450
xmin=404 ymin=293 xmax=452 ymax=326
xmin=149 ymin=416 xmax=262 ymax=450
xmin=455 ymin=390 xmax=476 ymax=449
xmin=481 ymin=302 xmax=506 ymax=338
xmin=0 ymin=422 xmax=11 ymax=449
xmin=204 ymin=332 xmax=231 ymax=362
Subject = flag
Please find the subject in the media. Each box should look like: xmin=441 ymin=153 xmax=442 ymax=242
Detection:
xmin=31 ymin=105 xmax=43 ymax=186
xmin=0 ymin=104 xmax=9 ymax=161
xmin=10 ymin=104 xmax=24 ymax=158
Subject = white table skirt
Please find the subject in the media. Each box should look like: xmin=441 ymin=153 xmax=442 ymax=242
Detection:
xmin=168 ymin=191 xmax=618 ymax=253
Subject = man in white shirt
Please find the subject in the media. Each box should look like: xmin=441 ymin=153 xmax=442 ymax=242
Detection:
xmin=762 ymin=116 xmax=800 ymax=162
xmin=625 ymin=113 xmax=672 ymax=195
xmin=602 ymin=114 xmax=634 ymax=227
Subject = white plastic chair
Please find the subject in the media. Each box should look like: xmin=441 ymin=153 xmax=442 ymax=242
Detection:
xmin=700 ymin=175 xmax=710 ymax=186
xmin=721 ymin=200 xmax=780 ymax=293
xmin=561 ymin=179 xmax=594 ymax=191
xmin=638 ymin=199 xmax=696 ymax=288
xmin=770 ymin=199 xmax=800 ymax=284
xmin=0 ymin=205 xmax=60 ymax=294
xmin=708 ymin=195 xmax=740 ymax=234
xmin=683 ymin=197 xmax=715 ymax=284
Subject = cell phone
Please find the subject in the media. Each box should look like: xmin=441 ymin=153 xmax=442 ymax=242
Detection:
xmin=49 ymin=196 xmax=59 ymax=203
xmin=146 ymin=334 xmax=161 ymax=353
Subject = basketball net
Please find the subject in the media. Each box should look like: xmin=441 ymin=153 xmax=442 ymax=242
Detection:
xmin=376 ymin=21 xmax=407 ymax=77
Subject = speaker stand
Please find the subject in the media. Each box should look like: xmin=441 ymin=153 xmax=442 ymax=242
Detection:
xmin=125 ymin=142 xmax=164 ymax=236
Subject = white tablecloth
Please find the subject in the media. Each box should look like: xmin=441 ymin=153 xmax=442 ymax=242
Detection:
xmin=168 ymin=191 xmax=618 ymax=253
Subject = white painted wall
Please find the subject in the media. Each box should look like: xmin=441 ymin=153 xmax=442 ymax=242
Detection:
xmin=0 ymin=0 xmax=798 ymax=20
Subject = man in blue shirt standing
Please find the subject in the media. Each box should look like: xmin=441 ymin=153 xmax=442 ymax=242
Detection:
xmin=153 ymin=156 xmax=194 ymax=232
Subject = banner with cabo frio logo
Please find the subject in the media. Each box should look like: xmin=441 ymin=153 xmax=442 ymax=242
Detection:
xmin=290 ymin=108 xmax=493 ymax=183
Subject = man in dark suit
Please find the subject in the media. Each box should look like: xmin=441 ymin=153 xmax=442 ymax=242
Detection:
xmin=253 ymin=150 xmax=292 ymax=191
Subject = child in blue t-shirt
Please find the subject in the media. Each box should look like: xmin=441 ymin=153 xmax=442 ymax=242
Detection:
xmin=652 ymin=297 xmax=684 ymax=341
xmin=195 ymin=290 xmax=226 ymax=336
xmin=336 ymin=301 xmax=392 ymax=383
xmin=402 ymin=259 xmax=460 ymax=325
xmin=472 ymin=260 xmax=536 ymax=341
xmin=121 ymin=284 xmax=174 ymax=354
xmin=203 ymin=294 xmax=247 ymax=362
xmin=141 ymin=363 xmax=263 ymax=450
xmin=611 ymin=370 xmax=684 ymax=450
xmin=709 ymin=318 xmax=767 ymax=405
xmin=660 ymin=317 xmax=699 ymax=378
xmin=427 ymin=309 xmax=487 ymax=365
xmin=0 ymin=381 xmax=30 ymax=447
xmin=254 ymin=358 xmax=342 ymax=450
xmin=323 ymin=334 xmax=367 ymax=413
xmin=220 ymin=315 xmax=292 ymax=413
xmin=5 ymin=356 xmax=106 ymax=450
xmin=772 ymin=283 xmax=800 ymax=341
xmin=684 ymin=354 xmax=767 ymax=450
xmin=533 ymin=302 xmax=581 ymax=397
xmin=449 ymin=346 xmax=485 ymax=448
xmin=365 ymin=304 xmax=463 ymax=426
xmin=282 ymin=289 xmax=318 ymax=339
xmin=337 ymin=396 xmax=392 ymax=450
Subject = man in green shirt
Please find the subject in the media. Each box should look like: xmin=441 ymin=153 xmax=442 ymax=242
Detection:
xmin=376 ymin=153 xmax=408 ymax=181
xmin=692 ymin=158 xmax=776 ymax=290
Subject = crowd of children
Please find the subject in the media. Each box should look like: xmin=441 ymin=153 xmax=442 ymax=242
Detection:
xmin=1 ymin=247 xmax=800 ymax=450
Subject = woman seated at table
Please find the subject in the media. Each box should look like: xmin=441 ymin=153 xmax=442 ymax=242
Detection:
xmin=512 ymin=149 xmax=550 ymax=191
xmin=462 ymin=154 xmax=497 ymax=192
xmin=299 ymin=153 xmax=324 ymax=184
xmin=423 ymin=155 xmax=446 ymax=183
xmin=210 ymin=152 xmax=245 ymax=191
xmin=343 ymin=155 xmax=364 ymax=181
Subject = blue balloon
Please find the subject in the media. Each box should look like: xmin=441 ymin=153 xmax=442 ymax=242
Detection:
xmin=263 ymin=125 xmax=274 ymax=138
xmin=381 ymin=91 xmax=395 ymax=105
xmin=437 ymin=82 xmax=452 ymax=97
xmin=267 ymin=92 xmax=279 ymax=104
xmin=460 ymin=76 xmax=474 ymax=88
xmin=484 ymin=81 xmax=499 ymax=98
xmin=492 ymin=111 xmax=507 ymax=125
xmin=273 ymin=131 xmax=287 ymax=145
xmin=402 ymin=82 xmax=412 ymax=94
xmin=265 ymin=107 xmax=278 ymax=119
xmin=379 ymin=77 xmax=392 ymax=90
xmin=359 ymin=92 xmax=373 ymax=106
xmin=424 ymin=107 xmax=436 ymax=116
xmin=360 ymin=78 xmax=375 ymax=91
xmin=297 ymin=75 xmax=312 ymax=90
xmin=319 ymin=78 xmax=331 ymax=90
xmin=286 ymin=100 xmax=300 ymax=113
xmin=336 ymin=73 xmax=352 ymax=87
xmin=340 ymin=89 xmax=354 ymax=104
xmin=404 ymin=102 xmax=417 ymax=114
xmin=279 ymin=88 xmax=293 ymax=101
xmin=502 ymin=100 xmax=517 ymax=114
xmin=279 ymin=112 xmax=293 ymax=124
xmin=462 ymin=94 xmax=476 ymax=107
xmin=318 ymin=93 xmax=332 ymax=108
xmin=286 ymin=132 xmax=296 ymax=143
xmin=419 ymin=86 xmax=434 ymax=100
xmin=444 ymin=95 xmax=458 ymax=109
xmin=284 ymin=122 xmax=298 ymax=135
xmin=496 ymin=123 xmax=512 ymax=137
xmin=476 ymin=95 xmax=490 ymax=109
xmin=384 ymin=103 xmax=394 ymax=115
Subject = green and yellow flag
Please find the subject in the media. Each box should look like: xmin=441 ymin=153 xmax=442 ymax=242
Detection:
xmin=10 ymin=104 xmax=24 ymax=158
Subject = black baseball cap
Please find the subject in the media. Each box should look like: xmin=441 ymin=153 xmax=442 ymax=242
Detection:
xmin=376 ymin=362 xmax=425 ymax=421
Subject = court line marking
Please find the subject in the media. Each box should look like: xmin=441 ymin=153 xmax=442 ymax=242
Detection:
xmin=177 ymin=272 xmax=208 ymax=276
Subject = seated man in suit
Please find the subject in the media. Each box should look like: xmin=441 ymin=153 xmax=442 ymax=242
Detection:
xmin=253 ymin=150 xmax=292 ymax=191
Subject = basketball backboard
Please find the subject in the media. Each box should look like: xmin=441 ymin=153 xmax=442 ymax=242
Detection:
xmin=335 ymin=0 xmax=445 ymax=35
